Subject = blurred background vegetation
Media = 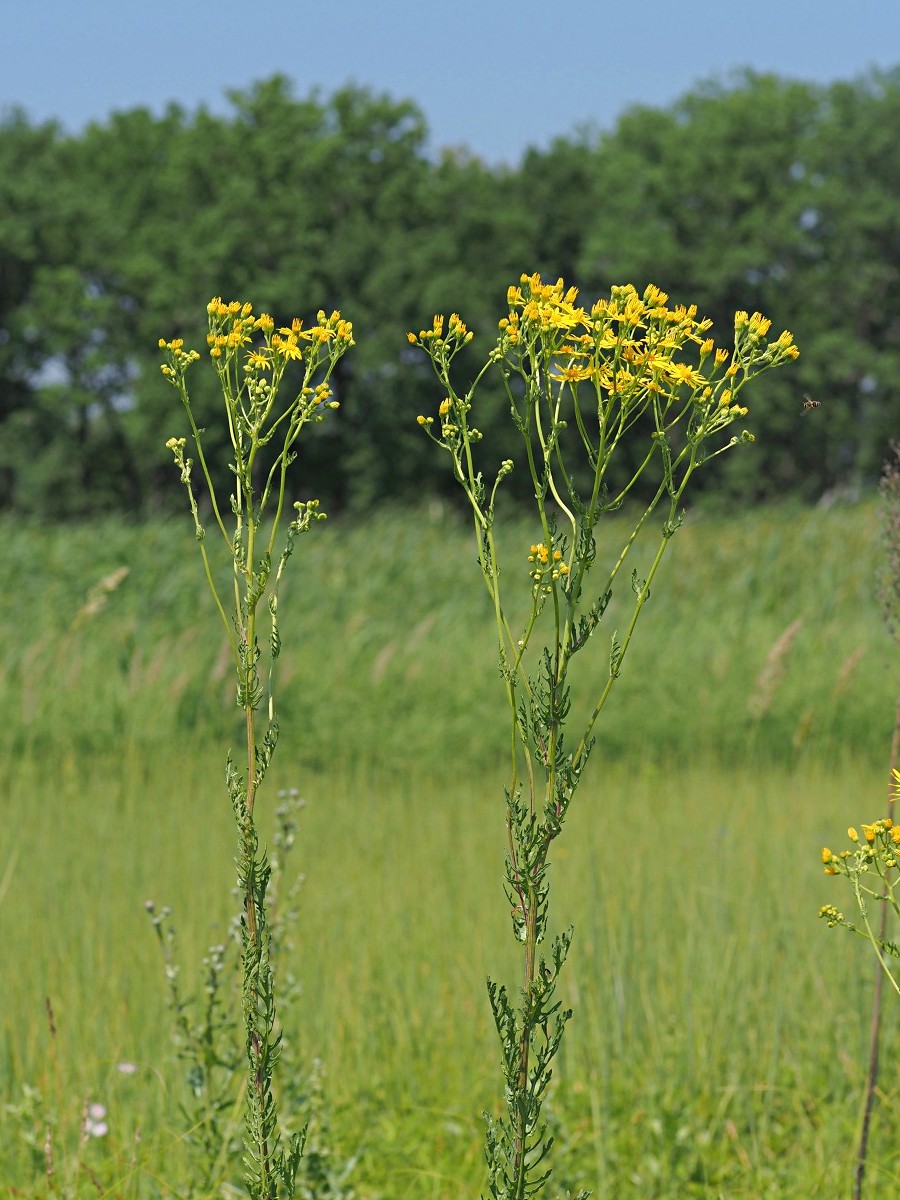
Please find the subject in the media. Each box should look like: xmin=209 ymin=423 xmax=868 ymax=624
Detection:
xmin=2 ymin=66 xmax=899 ymax=519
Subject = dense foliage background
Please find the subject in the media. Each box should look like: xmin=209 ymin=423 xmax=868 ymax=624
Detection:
xmin=2 ymin=66 xmax=899 ymax=517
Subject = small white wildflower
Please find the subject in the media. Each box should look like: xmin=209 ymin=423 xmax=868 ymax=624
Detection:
xmin=84 ymin=1102 xmax=108 ymax=1137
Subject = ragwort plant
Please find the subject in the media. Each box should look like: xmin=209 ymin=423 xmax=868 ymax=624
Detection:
xmin=819 ymin=792 xmax=900 ymax=1000
xmin=159 ymin=298 xmax=354 ymax=1199
xmin=145 ymin=792 xmax=358 ymax=1198
xmin=412 ymin=273 xmax=799 ymax=1199
xmin=819 ymin=789 xmax=900 ymax=1200
xmin=818 ymin=442 xmax=900 ymax=1200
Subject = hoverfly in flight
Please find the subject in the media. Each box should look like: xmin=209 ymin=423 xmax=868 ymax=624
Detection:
xmin=801 ymin=394 xmax=821 ymax=415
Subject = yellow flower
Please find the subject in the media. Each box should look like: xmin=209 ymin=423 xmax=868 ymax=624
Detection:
xmin=643 ymin=283 xmax=668 ymax=307
xmin=821 ymin=847 xmax=833 ymax=864
xmin=246 ymin=349 xmax=272 ymax=370
xmin=335 ymin=318 xmax=354 ymax=344
xmin=272 ymin=334 xmax=303 ymax=362
xmin=862 ymin=823 xmax=877 ymax=844
xmin=512 ymin=273 xmax=588 ymax=335
xmin=748 ymin=312 xmax=772 ymax=337
xmin=661 ymin=361 xmax=705 ymax=389
xmin=848 ymin=827 xmax=859 ymax=842
xmin=550 ymin=362 xmax=594 ymax=383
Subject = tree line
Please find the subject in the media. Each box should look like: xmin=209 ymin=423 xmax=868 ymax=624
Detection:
xmin=1 ymin=68 xmax=899 ymax=518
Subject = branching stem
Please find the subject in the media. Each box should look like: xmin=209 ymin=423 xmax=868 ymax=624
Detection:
xmin=413 ymin=276 xmax=798 ymax=1200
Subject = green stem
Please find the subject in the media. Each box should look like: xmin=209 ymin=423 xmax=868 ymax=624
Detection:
xmin=573 ymin=495 xmax=678 ymax=770
xmin=180 ymin=382 xmax=234 ymax=555
xmin=855 ymin=697 xmax=900 ymax=1200
xmin=854 ymin=871 xmax=900 ymax=1000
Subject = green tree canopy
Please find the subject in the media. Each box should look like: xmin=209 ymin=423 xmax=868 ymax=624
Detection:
xmin=1 ymin=69 xmax=898 ymax=516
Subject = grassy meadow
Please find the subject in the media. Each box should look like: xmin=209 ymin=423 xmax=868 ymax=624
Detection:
xmin=2 ymin=499 xmax=900 ymax=1197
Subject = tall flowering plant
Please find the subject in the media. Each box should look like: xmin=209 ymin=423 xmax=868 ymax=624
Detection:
xmin=412 ymin=274 xmax=799 ymax=1198
xmin=160 ymin=298 xmax=354 ymax=1199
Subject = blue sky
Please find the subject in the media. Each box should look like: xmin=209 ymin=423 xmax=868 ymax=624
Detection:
xmin=4 ymin=0 xmax=899 ymax=164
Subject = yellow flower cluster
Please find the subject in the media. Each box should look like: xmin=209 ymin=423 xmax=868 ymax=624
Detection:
xmin=309 ymin=382 xmax=335 ymax=408
xmin=503 ymin=274 xmax=584 ymax=342
xmin=158 ymin=338 xmax=201 ymax=380
xmin=417 ymin=392 xmax=471 ymax=441
xmin=822 ymin=817 xmax=900 ymax=874
xmin=407 ymin=313 xmax=472 ymax=351
xmin=204 ymin=298 xmax=354 ymax=367
xmin=489 ymin=274 xmax=799 ymax=412
xmin=818 ymin=903 xmax=843 ymax=926
xmin=161 ymin=301 xmax=353 ymax=389
xmin=528 ymin=542 xmax=569 ymax=583
xmin=412 ymin=272 xmax=803 ymax=456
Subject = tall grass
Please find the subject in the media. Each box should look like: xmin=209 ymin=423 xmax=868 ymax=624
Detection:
xmin=1 ymin=500 xmax=897 ymax=1196
xmin=0 ymin=499 xmax=892 ymax=772
xmin=3 ymin=752 xmax=897 ymax=1196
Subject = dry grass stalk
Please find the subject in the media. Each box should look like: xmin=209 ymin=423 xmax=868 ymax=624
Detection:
xmin=747 ymin=617 xmax=804 ymax=719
